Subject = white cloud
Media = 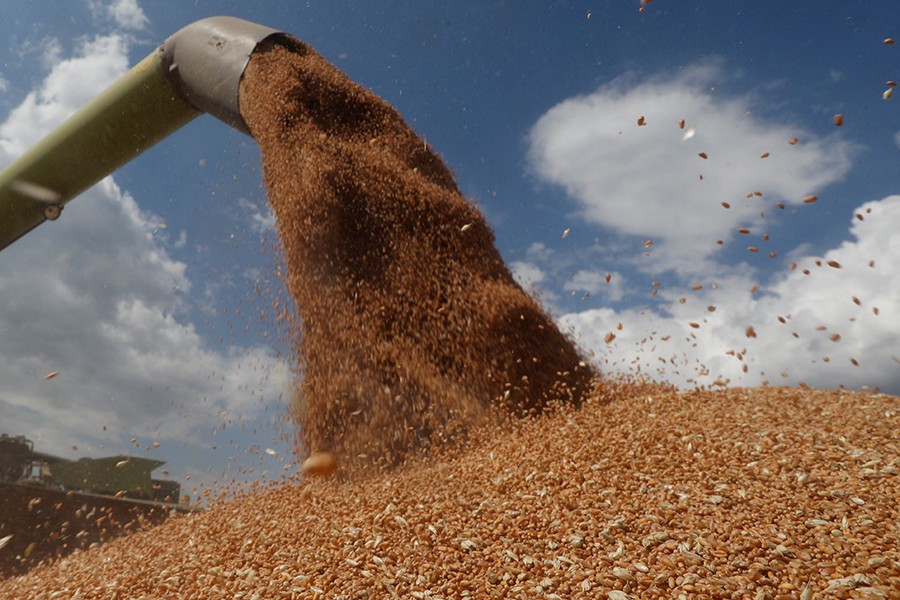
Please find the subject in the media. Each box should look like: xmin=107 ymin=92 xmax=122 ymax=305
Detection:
xmin=238 ymin=197 xmax=277 ymax=234
xmin=561 ymin=196 xmax=900 ymax=394
xmin=528 ymin=61 xmax=898 ymax=395
xmin=564 ymin=269 xmax=604 ymax=294
xmin=109 ymin=0 xmax=148 ymax=30
xmin=564 ymin=269 xmax=626 ymax=302
xmin=0 ymin=75 xmax=7 ymax=94
xmin=510 ymin=243 xmax=568 ymax=309
xmin=0 ymin=25 xmax=291 ymax=485
xmin=524 ymin=241 xmax=554 ymax=263
xmin=510 ymin=260 xmax=546 ymax=287
xmin=12 ymin=36 xmax=64 ymax=72
xmin=0 ymin=176 xmax=291 ymax=456
xmin=527 ymin=61 xmax=856 ymax=273
xmin=41 ymin=37 xmax=64 ymax=69
xmin=894 ymin=130 xmax=900 ymax=149
xmin=88 ymin=0 xmax=149 ymax=31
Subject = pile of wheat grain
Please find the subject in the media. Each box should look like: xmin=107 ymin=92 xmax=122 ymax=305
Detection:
xmin=1 ymin=383 xmax=896 ymax=598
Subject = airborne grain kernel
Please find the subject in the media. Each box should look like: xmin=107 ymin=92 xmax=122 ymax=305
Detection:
xmin=301 ymin=452 xmax=337 ymax=477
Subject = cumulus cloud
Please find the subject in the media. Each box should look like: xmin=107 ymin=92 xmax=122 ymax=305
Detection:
xmin=88 ymin=0 xmax=149 ymax=31
xmin=529 ymin=61 xmax=897 ymax=395
xmin=238 ymin=197 xmax=277 ymax=234
xmin=12 ymin=35 xmax=64 ymax=72
xmin=0 ymin=23 xmax=291 ymax=487
xmin=510 ymin=260 xmax=546 ymax=287
xmin=0 ymin=177 xmax=291 ymax=456
xmin=40 ymin=37 xmax=64 ymax=69
xmin=564 ymin=269 xmax=626 ymax=302
xmin=561 ymin=196 xmax=900 ymax=394
xmin=510 ymin=242 xmax=574 ymax=307
xmin=528 ymin=61 xmax=856 ymax=273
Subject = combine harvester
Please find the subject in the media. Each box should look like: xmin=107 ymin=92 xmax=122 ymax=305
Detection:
xmin=0 ymin=433 xmax=181 ymax=503
xmin=0 ymin=433 xmax=189 ymax=578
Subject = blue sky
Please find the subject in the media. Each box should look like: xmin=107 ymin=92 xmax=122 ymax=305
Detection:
xmin=1 ymin=1 xmax=897 ymax=499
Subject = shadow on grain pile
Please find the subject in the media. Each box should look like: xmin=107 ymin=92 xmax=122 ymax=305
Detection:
xmin=239 ymin=35 xmax=596 ymax=470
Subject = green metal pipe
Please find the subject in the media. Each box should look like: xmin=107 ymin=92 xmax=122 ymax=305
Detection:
xmin=0 ymin=17 xmax=283 ymax=252
xmin=0 ymin=53 xmax=200 ymax=250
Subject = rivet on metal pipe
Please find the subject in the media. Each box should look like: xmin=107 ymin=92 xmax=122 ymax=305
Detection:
xmin=0 ymin=16 xmax=285 ymax=252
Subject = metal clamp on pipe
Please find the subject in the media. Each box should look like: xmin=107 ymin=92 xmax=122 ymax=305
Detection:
xmin=0 ymin=16 xmax=285 ymax=252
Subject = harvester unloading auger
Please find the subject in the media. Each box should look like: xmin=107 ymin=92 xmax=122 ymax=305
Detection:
xmin=0 ymin=16 xmax=284 ymax=250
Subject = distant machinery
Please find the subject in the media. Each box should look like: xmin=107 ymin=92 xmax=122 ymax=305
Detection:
xmin=0 ymin=433 xmax=181 ymax=504
xmin=0 ymin=434 xmax=34 ymax=483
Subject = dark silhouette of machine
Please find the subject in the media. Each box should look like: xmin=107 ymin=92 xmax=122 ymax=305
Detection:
xmin=0 ymin=433 xmax=195 ymax=578
xmin=0 ymin=433 xmax=181 ymax=503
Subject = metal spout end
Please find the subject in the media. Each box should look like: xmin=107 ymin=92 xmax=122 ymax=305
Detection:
xmin=160 ymin=16 xmax=284 ymax=135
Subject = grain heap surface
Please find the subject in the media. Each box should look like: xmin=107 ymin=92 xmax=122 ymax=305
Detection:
xmin=238 ymin=37 xmax=593 ymax=467
xmin=1 ymin=385 xmax=897 ymax=598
